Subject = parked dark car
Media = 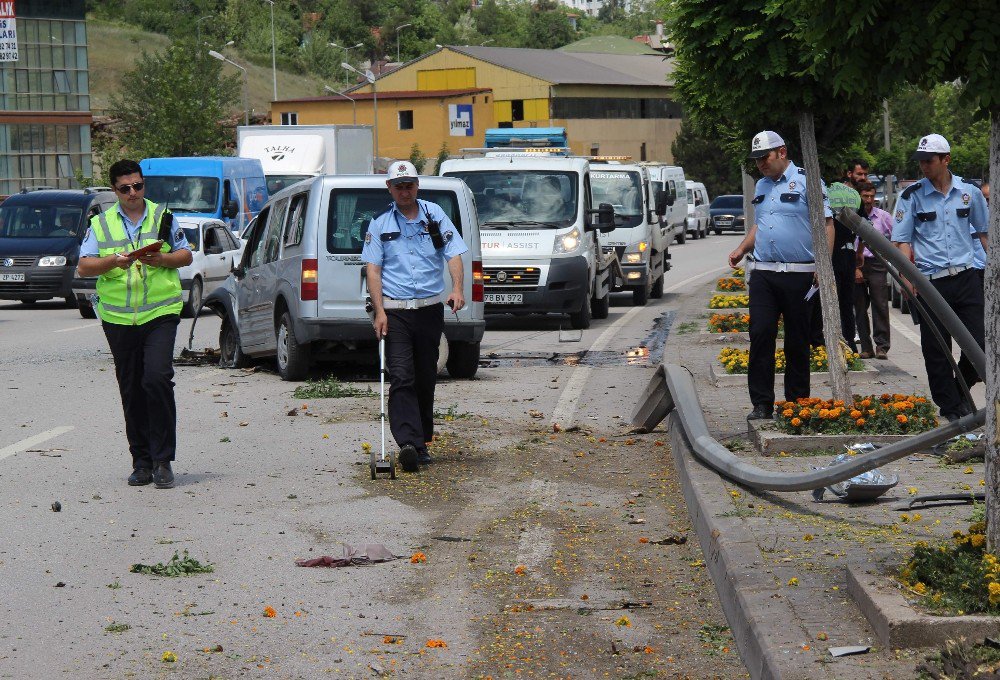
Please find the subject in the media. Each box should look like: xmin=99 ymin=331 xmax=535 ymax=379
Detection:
xmin=709 ymin=194 xmax=746 ymax=234
xmin=0 ymin=188 xmax=116 ymax=307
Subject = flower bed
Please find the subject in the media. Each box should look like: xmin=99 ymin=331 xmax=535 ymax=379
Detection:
xmin=709 ymin=293 xmax=749 ymax=309
xmin=899 ymin=522 xmax=1000 ymax=615
xmin=773 ymin=393 xmax=937 ymax=435
xmin=731 ymin=266 xmax=745 ymax=278
xmin=717 ymin=345 xmax=864 ymax=375
xmin=708 ymin=312 xmax=750 ymax=333
xmin=716 ymin=277 xmax=746 ymax=292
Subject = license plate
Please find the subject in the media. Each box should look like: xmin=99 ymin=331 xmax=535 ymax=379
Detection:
xmin=0 ymin=273 xmax=25 ymax=282
xmin=716 ymin=218 xmax=732 ymax=225
xmin=485 ymin=293 xmax=523 ymax=304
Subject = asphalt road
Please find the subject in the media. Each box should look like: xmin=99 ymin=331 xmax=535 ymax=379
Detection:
xmin=0 ymin=236 xmax=744 ymax=679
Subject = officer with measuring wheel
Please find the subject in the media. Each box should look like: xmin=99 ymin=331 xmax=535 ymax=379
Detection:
xmin=891 ymin=134 xmax=988 ymax=422
xmin=362 ymin=161 xmax=468 ymax=473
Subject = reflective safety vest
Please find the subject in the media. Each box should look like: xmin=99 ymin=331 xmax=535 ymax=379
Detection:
xmin=92 ymin=200 xmax=183 ymax=325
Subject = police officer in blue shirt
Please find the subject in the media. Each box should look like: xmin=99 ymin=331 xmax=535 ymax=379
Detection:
xmin=728 ymin=131 xmax=834 ymax=421
xmin=362 ymin=161 xmax=469 ymax=473
xmin=891 ymin=134 xmax=988 ymax=421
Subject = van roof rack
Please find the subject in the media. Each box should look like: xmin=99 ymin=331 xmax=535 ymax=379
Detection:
xmin=84 ymin=186 xmax=114 ymax=193
xmin=458 ymin=147 xmax=571 ymax=156
xmin=19 ymin=185 xmax=57 ymax=193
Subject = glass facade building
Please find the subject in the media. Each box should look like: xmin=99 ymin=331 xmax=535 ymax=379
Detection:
xmin=0 ymin=0 xmax=92 ymax=196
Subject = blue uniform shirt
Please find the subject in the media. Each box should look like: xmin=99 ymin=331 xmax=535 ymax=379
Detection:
xmin=361 ymin=198 xmax=468 ymax=300
xmin=890 ymin=174 xmax=988 ymax=276
xmin=751 ymin=160 xmax=832 ymax=263
xmin=972 ymin=224 xmax=987 ymax=269
xmin=80 ymin=201 xmax=190 ymax=257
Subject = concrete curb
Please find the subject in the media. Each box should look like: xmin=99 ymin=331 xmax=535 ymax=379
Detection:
xmin=699 ymin=330 xmax=750 ymax=344
xmin=846 ymin=563 xmax=1000 ymax=648
xmin=668 ymin=411 xmax=837 ymax=680
xmin=708 ymin=363 xmax=880 ymax=387
xmin=747 ymin=421 xmax=914 ymax=456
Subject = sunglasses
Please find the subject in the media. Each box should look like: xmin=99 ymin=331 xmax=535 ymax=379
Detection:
xmin=116 ymin=181 xmax=145 ymax=194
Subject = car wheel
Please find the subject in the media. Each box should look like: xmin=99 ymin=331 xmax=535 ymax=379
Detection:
xmin=715 ymin=229 xmax=723 ymax=235
xmin=219 ymin=317 xmax=251 ymax=368
xmin=650 ymin=273 xmax=664 ymax=299
xmin=19 ymin=299 xmax=36 ymax=305
xmin=632 ymin=283 xmax=649 ymax=306
xmin=591 ymin=288 xmax=610 ymax=319
xmin=446 ymin=340 xmax=481 ymax=379
xmin=676 ymin=229 xmax=686 ymax=245
xmin=700 ymin=223 xmax=709 ymax=238
xmin=181 ymin=278 xmax=203 ymax=318
xmin=64 ymin=295 xmax=78 ymax=308
xmin=569 ymin=294 xmax=592 ymax=329
xmin=78 ymin=299 xmax=97 ymax=319
xmin=276 ymin=311 xmax=310 ymax=381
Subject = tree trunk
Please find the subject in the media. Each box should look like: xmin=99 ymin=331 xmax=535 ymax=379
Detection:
xmin=985 ymin=113 xmax=1000 ymax=552
xmin=741 ymin=167 xmax=756 ymax=236
xmin=798 ymin=111 xmax=853 ymax=403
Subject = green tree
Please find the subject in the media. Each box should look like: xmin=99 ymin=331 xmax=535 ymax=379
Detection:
xmin=670 ymin=120 xmax=741 ymax=198
xmin=409 ymin=143 xmax=428 ymax=173
xmin=105 ymin=39 xmax=241 ymax=160
xmin=433 ymin=142 xmax=450 ymax=175
xmin=669 ymin=0 xmax=884 ymax=401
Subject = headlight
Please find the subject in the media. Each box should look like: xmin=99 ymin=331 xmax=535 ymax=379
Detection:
xmin=553 ymin=228 xmax=582 ymax=254
xmin=623 ymin=241 xmax=648 ymax=264
xmin=39 ymin=256 xmax=67 ymax=267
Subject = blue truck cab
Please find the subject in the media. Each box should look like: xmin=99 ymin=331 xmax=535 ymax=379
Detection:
xmin=139 ymin=157 xmax=268 ymax=234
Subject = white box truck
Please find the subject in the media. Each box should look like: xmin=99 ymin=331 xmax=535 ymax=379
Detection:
xmin=440 ymin=152 xmax=620 ymax=329
xmin=236 ymin=125 xmax=374 ymax=195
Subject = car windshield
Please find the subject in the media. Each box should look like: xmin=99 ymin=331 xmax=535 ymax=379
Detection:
xmin=326 ymin=188 xmax=463 ymax=254
xmin=444 ymin=170 xmax=578 ymax=227
xmin=687 ymin=188 xmax=695 ymax=203
xmin=590 ymin=170 xmax=643 ymax=217
xmin=266 ymin=174 xmax=310 ymax=195
xmin=143 ymin=176 xmax=220 ymax=213
xmin=182 ymin=227 xmax=201 ymax=251
xmin=0 ymin=204 xmax=84 ymax=238
xmin=711 ymin=195 xmax=743 ymax=210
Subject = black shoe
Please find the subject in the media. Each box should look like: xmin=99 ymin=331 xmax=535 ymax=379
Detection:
xmin=128 ymin=468 xmax=152 ymax=486
xmin=747 ymin=405 xmax=773 ymax=421
xmin=417 ymin=450 xmax=433 ymax=465
xmin=399 ymin=445 xmax=419 ymax=473
xmin=152 ymin=463 xmax=175 ymax=489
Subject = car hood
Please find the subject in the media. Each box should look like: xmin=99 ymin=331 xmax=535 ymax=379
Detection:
xmin=0 ymin=236 xmax=79 ymax=257
xmin=709 ymin=206 xmax=745 ymax=216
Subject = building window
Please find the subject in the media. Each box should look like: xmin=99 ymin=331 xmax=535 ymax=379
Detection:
xmin=280 ymin=112 xmax=298 ymax=125
xmin=398 ymin=110 xmax=414 ymax=130
xmin=53 ymin=70 xmax=71 ymax=94
xmin=511 ymin=99 xmax=524 ymax=122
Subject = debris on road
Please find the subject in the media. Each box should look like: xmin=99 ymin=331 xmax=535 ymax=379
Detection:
xmin=295 ymin=543 xmax=399 ymax=568
xmin=51 ymin=501 xmax=61 ymax=512
xmin=829 ymin=645 xmax=870 ymax=657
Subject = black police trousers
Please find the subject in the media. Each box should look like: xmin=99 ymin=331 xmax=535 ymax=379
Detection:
xmin=102 ymin=315 xmax=179 ymax=470
xmin=919 ymin=268 xmax=984 ymax=418
xmin=810 ymin=248 xmax=857 ymax=351
xmin=385 ymin=303 xmax=444 ymax=453
xmin=748 ymin=269 xmax=814 ymax=409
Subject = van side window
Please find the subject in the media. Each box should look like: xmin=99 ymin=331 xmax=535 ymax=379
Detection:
xmin=283 ymin=193 xmax=308 ymax=247
xmin=242 ymin=207 xmax=269 ymax=267
xmin=256 ymin=197 xmax=288 ymax=266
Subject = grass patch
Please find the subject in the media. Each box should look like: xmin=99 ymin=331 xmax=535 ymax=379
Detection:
xmin=130 ymin=550 xmax=214 ymax=577
xmin=696 ymin=623 xmax=732 ymax=656
xmin=106 ymin=579 xmax=122 ymax=589
xmin=917 ymin=638 xmax=1000 ymax=678
xmin=434 ymin=403 xmax=472 ymax=420
xmin=675 ymin=321 xmax=699 ymax=335
xmin=104 ymin=622 xmax=131 ymax=633
xmin=293 ymin=377 xmax=373 ymax=399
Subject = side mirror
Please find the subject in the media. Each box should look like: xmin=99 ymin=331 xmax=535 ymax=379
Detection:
xmin=695 ymin=196 xmax=704 ymax=206
xmin=206 ymin=245 xmax=223 ymax=255
xmin=231 ymin=262 xmax=245 ymax=279
xmin=597 ymin=202 xmax=616 ymax=233
xmin=224 ymin=200 xmax=239 ymax=219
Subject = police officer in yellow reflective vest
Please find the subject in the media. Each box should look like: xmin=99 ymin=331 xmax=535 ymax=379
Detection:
xmin=78 ymin=160 xmax=193 ymax=489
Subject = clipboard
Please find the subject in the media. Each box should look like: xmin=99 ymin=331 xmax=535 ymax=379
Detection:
xmin=126 ymin=240 xmax=165 ymax=260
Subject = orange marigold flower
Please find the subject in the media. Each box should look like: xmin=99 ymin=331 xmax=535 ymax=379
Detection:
xmin=856 ymin=418 xmax=865 ymax=426
xmin=638 ymin=537 xmax=650 ymax=544
xmin=791 ymin=417 xmax=802 ymax=427
xmin=861 ymin=398 xmax=872 ymax=407
xmin=263 ymin=606 xmax=276 ymax=618
xmin=426 ymin=639 xmax=448 ymax=648
xmin=799 ymin=409 xmax=811 ymax=418
xmin=410 ymin=552 xmax=428 ymax=564
xmin=850 ymin=410 xmax=862 ymax=419
xmin=833 ymin=400 xmax=844 ymax=408
xmin=819 ymin=409 xmax=829 ymax=418
xmin=514 ymin=564 xmax=527 ymax=575
xmin=782 ymin=409 xmax=794 ymax=417
xmin=897 ymin=414 xmax=908 ymax=424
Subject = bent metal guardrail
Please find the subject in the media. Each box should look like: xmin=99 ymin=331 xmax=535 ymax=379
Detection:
xmin=630 ymin=206 xmax=986 ymax=492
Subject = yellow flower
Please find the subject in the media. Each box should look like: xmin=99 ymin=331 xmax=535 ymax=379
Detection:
xmin=787 ymin=577 xmax=799 ymax=586
xmin=362 ymin=442 xmax=372 ymax=453
xmin=615 ymin=615 xmax=632 ymax=627
xmin=908 ymin=487 xmax=918 ymax=495
xmin=964 ymin=466 xmax=974 ymax=474
xmin=971 ymin=534 xmax=986 ymax=548
xmin=162 ymin=651 xmax=177 ymax=663
xmin=730 ymin=490 xmax=741 ymax=499
xmin=912 ymin=582 xmax=927 ymax=595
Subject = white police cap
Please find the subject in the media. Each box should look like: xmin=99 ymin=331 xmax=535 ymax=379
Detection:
xmin=913 ymin=133 xmax=950 ymax=160
xmin=748 ymin=130 xmax=785 ymax=159
xmin=387 ymin=160 xmax=419 ymax=185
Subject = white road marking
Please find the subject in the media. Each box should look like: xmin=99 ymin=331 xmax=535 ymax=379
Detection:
xmin=889 ymin=313 xmax=922 ymax=346
xmin=0 ymin=426 xmax=74 ymax=463
xmin=53 ymin=323 xmax=99 ymax=333
xmin=549 ymin=266 xmax=729 ymax=428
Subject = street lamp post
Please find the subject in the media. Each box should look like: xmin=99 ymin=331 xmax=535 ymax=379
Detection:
xmin=209 ymin=50 xmax=249 ymax=126
xmin=342 ymin=62 xmax=377 ymax=160
xmin=324 ymin=85 xmax=356 ymax=125
xmin=394 ymin=23 xmax=411 ymax=63
xmin=196 ymin=14 xmax=213 ymax=44
xmin=261 ymin=0 xmax=277 ymax=101
xmin=330 ymin=41 xmax=363 ymax=69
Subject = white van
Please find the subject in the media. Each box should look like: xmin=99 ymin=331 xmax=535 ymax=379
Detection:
xmin=440 ymin=154 xmax=617 ymax=329
xmin=643 ymin=164 xmax=688 ymax=244
xmin=202 ymin=175 xmax=485 ymax=380
xmin=685 ymin=180 xmax=711 ymax=240
xmin=590 ymin=162 xmax=667 ymax=306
